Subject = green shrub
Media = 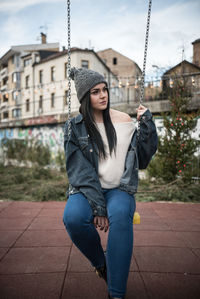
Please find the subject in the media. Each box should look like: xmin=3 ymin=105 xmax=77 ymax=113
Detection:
xmin=31 ymin=166 xmax=53 ymax=180
xmin=30 ymin=181 xmax=67 ymax=201
xmin=55 ymin=150 xmax=65 ymax=172
xmin=2 ymin=138 xmax=51 ymax=166
xmin=0 ymin=165 xmax=68 ymax=202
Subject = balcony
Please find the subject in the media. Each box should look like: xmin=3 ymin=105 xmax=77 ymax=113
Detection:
xmin=0 ymin=102 xmax=9 ymax=111
xmin=0 ymin=84 xmax=8 ymax=92
xmin=0 ymin=67 xmax=8 ymax=80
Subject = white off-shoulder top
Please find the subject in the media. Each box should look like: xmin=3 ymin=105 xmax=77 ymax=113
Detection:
xmin=96 ymin=122 xmax=136 ymax=189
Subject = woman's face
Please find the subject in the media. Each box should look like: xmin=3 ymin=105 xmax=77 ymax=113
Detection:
xmin=90 ymin=83 xmax=108 ymax=112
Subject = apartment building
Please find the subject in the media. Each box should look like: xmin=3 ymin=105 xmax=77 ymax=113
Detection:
xmin=0 ymin=41 xmax=122 ymax=126
xmin=97 ymin=48 xmax=142 ymax=103
xmin=0 ymin=46 xmax=122 ymax=126
xmin=0 ymin=35 xmax=59 ymax=124
xmin=162 ymin=38 xmax=200 ymax=97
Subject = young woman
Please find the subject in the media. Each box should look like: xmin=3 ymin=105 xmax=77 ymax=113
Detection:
xmin=63 ymin=67 xmax=157 ymax=299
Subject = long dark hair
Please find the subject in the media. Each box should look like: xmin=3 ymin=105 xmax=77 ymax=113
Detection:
xmin=79 ymin=89 xmax=117 ymax=159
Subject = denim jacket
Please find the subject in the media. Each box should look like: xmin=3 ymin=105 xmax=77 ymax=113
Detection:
xmin=64 ymin=109 xmax=158 ymax=217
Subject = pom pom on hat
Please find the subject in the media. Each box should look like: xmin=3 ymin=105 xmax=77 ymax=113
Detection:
xmin=69 ymin=67 xmax=107 ymax=102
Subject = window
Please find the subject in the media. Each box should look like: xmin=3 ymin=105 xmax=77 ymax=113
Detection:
xmin=16 ymin=55 xmax=20 ymax=67
xmin=25 ymin=75 xmax=30 ymax=88
xmin=35 ymin=55 xmax=40 ymax=63
xmin=12 ymin=90 xmax=18 ymax=101
xmin=51 ymin=66 xmax=55 ymax=82
xmin=3 ymin=94 xmax=8 ymax=102
xmin=12 ymin=108 xmax=21 ymax=118
xmin=39 ymin=70 xmax=43 ymax=84
xmin=12 ymin=72 xmax=17 ymax=83
xmin=24 ymin=58 xmax=32 ymax=67
xmin=113 ymin=57 xmax=117 ymax=65
xmin=81 ymin=60 xmax=89 ymax=69
xmin=12 ymin=55 xmax=15 ymax=64
xmin=26 ymin=99 xmax=30 ymax=112
xmin=64 ymin=63 xmax=68 ymax=78
xmin=64 ymin=90 xmax=68 ymax=104
xmin=51 ymin=93 xmax=55 ymax=108
xmin=39 ymin=95 xmax=43 ymax=109
xmin=3 ymin=77 xmax=8 ymax=85
xmin=3 ymin=111 xmax=9 ymax=119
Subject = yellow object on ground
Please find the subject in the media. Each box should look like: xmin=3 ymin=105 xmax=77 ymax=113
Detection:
xmin=133 ymin=212 xmax=140 ymax=224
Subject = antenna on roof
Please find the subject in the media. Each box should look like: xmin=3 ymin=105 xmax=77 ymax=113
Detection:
xmin=36 ymin=24 xmax=49 ymax=43
xmin=178 ymin=40 xmax=186 ymax=62
xmin=39 ymin=24 xmax=48 ymax=35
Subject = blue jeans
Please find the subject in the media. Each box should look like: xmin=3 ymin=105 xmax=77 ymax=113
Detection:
xmin=63 ymin=188 xmax=136 ymax=298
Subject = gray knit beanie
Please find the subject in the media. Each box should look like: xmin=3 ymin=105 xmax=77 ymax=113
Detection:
xmin=69 ymin=67 xmax=107 ymax=102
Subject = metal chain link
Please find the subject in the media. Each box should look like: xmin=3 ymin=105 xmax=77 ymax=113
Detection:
xmin=138 ymin=0 xmax=152 ymax=141
xmin=66 ymin=0 xmax=151 ymax=141
xmin=140 ymin=0 xmax=152 ymax=104
xmin=67 ymin=0 xmax=71 ymax=138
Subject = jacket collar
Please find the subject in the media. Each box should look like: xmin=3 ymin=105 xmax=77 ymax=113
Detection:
xmin=75 ymin=114 xmax=83 ymax=124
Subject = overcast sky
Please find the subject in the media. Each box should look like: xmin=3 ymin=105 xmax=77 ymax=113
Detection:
xmin=0 ymin=0 xmax=199 ymax=78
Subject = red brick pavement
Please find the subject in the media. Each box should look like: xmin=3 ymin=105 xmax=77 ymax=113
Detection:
xmin=0 ymin=201 xmax=200 ymax=299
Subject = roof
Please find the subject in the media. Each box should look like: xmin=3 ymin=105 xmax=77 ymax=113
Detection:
xmin=34 ymin=48 xmax=69 ymax=64
xmin=0 ymin=49 xmax=20 ymax=65
xmin=33 ymin=47 xmax=117 ymax=77
xmin=163 ymin=60 xmax=200 ymax=76
xmin=0 ymin=43 xmax=59 ymax=64
xmin=21 ymin=50 xmax=59 ymax=60
xmin=192 ymin=38 xmax=200 ymax=45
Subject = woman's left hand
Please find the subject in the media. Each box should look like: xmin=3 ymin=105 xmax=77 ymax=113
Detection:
xmin=136 ymin=104 xmax=147 ymax=121
xmin=94 ymin=216 xmax=109 ymax=233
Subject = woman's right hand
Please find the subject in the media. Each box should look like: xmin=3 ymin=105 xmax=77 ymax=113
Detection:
xmin=136 ymin=104 xmax=147 ymax=120
xmin=94 ymin=216 xmax=109 ymax=233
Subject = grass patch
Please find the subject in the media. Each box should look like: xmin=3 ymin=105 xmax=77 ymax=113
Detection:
xmin=136 ymin=179 xmax=200 ymax=202
xmin=0 ymin=165 xmax=68 ymax=202
xmin=0 ymin=165 xmax=199 ymax=203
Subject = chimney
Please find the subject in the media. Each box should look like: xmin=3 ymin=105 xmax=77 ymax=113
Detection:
xmin=192 ymin=38 xmax=200 ymax=67
xmin=41 ymin=32 xmax=47 ymax=44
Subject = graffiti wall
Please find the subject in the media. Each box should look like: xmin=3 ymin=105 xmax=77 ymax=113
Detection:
xmin=0 ymin=124 xmax=65 ymax=157
xmin=0 ymin=117 xmax=199 ymax=157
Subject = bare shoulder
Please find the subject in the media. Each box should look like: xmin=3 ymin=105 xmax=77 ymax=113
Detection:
xmin=110 ymin=109 xmax=132 ymax=123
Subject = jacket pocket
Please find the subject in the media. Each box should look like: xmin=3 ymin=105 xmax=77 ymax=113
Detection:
xmin=78 ymin=136 xmax=89 ymax=151
xmin=78 ymin=136 xmax=95 ymax=163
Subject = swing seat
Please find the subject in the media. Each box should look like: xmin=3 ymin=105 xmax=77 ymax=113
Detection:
xmin=133 ymin=212 xmax=140 ymax=224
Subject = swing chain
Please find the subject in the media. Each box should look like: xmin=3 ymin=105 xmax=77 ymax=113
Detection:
xmin=67 ymin=0 xmax=72 ymax=138
xmin=66 ymin=0 xmax=152 ymax=141
xmin=140 ymin=0 xmax=152 ymax=104
xmin=138 ymin=0 xmax=152 ymax=141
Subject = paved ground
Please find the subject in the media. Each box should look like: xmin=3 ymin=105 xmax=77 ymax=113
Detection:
xmin=0 ymin=200 xmax=200 ymax=299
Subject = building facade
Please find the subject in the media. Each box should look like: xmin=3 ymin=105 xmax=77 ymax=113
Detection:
xmin=162 ymin=60 xmax=200 ymax=98
xmin=0 ymin=35 xmax=59 ymax=124
xmin=97 ymin=48 xmax=142 ymax=103
xmin=0 ymin=46 xmax=122 ymax=127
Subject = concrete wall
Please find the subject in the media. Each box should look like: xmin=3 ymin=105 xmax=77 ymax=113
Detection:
xmin=1 ymin=117 xmax=199 ymax=161
xmin=0 ymin=124 xmax=64 ymax=159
